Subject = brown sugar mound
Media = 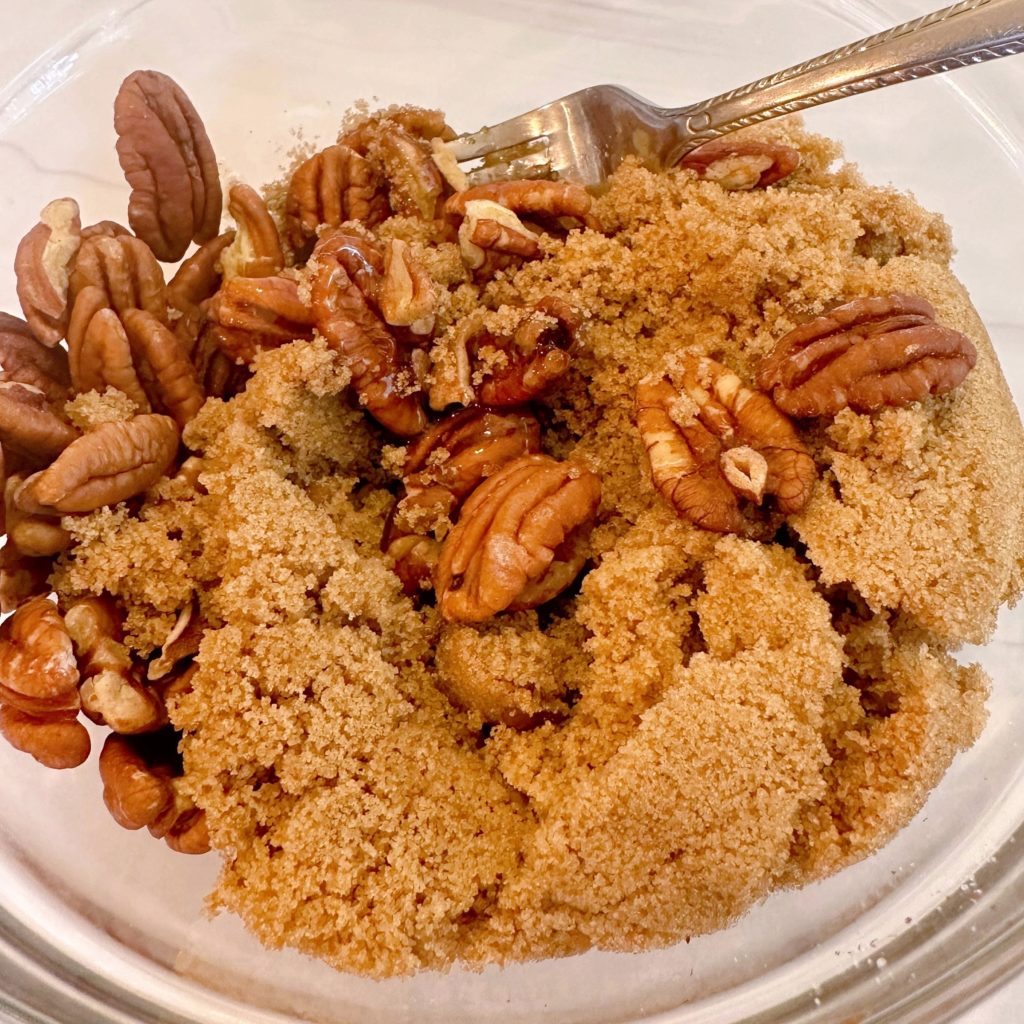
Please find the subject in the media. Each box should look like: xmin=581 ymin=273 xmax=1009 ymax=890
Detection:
xmin=53 ymin=118 xmax=1023 ymax=976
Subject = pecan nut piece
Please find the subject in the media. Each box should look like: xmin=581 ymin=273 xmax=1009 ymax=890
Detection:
xmin=311 ymin=229 xmax=426 ymax=437
xmin=457 ymin=199 xmax=541 ymax=276
xmin=114 ymin=70 xmax=223 ymax=261
xmin=0 ymin=381 xmax=79 ymax=462
xmin=21 ymin=413 xmax=179 ymax=513
xmin=6 ymin=474 xmax=70 ymax=558
xmin=147 ymin=600 xmax=206 ymax=681
xmin=377 ymin=125 xmax=445 ymax=221
xmin=680 ymin=137 xmax=801 ymax=190
xmin=65 ymin=596 xmax=165 ymax=734
xmin=757 ymin=293 xmax=979 ymax=417
xmin=207 ymin=275 xmax=316 ymax=363
xmin=80 ymin=220 xmax=131 ymax=241
xmin=385 ymin=534 xmax=442 ymax=596
xmin=165 ymin=230 xmax=235 ymax=319
xmin=0 ymin=705 xmax=90 ymax=769
xmin=14 ymin=197 xmax=82 ymax=345
xmin=0 ymin=312 xmax=71 ymax=402
xmin=221 ymin=184 xmax=284 ymax=280
xmin=72 ymin=308 xmax=151 ymax=411
xmin=69 ymin=234 xmax=166 ymax=322
xmin=445 ymin=180 xmax=599 ymax=230
xmin=99 ymin=732 xmax=175 ymax=830
xmin=435 ymin=453 xmax=601 ymax=622
xmin=0 ymin=596 xmax=79 ymax=713
xmin=379 ymin=239 xmax=437 ymax=335
xmin=635 ymin=355 xmax=816 ymax=534
xmin=285 ymin=144 xmax=388 ymax=252
xmin=0 ymin=545 xmax=53 ymax=614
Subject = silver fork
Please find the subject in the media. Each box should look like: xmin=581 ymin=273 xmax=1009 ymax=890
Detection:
xmin=449 ymin=0 xmax=1024 ymax=190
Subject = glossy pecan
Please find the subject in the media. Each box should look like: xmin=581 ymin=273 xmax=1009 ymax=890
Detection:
xmin=757 ymin=294 xmax=979 ymax=417
xmin=114 ymin=70 xmax=223 ymax=261
xmin=445 ymin=179 xmax=599 ymax=230
xmin=379 ymin=239 xmax=437 ymax=335
xmin=679 ymin=137 xmax=801 ymax=190
xmin=5 ymin=474 xmax=70 ymax=558
xmin=206 ymin=275 xmax=315 ymax=364
xmin=14 ymin=197 xmax=82 ymax=345
xmin=636 ymin=354 xmax=816 ymax=534
xmin=0 ymin=312 xmax=71 ymax=402
xmin=0 ymin=704 xmax=90 ymax=769
xmin=65 ymin=595 xmax=165 ymax=734
xmin=0 ymin=381 xmax=79 ymax=462
xmin=0 ymin=596 xmax=79 ymax=716
xmin=377 ymin=126 xmax=445 ymax=221
xmin=190 ymin=323 xmax=251 ymax=399
xmin=311 ymin=228 xmax=426 ymax=437
xmin=435 ymin=453 xmax=601 ymax=622
xmin=284 ymin=144 xmax=388 ymax=252
xmin=221 ymin=184 xmax=284 ymax=280
xmin=21 ymin=413 xmax=179 ymax=514
xmin=69 ymin=234 xmax=166 ymax=322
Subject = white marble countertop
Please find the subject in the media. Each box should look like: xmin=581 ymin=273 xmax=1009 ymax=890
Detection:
xmin=3 ymin=2 xmax=1023 ymax=1022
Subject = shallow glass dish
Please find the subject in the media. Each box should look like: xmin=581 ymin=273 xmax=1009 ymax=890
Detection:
xmin=2 ymin=1 xmax=1024 ymax=1022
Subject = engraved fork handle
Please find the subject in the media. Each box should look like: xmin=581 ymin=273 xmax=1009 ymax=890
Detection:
xmin=664 ymin=0 xmax=1024 ymax=159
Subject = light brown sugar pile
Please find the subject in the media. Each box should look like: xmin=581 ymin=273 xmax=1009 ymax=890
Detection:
xmin=18 ymin=99 xmax=1024 ymax=977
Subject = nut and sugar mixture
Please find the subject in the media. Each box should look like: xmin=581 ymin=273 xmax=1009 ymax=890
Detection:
xmin=0 ymin=73 xmax=1022 ymax=977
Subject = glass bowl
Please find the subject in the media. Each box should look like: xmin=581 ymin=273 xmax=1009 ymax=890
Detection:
xmin=2 ymin=1 xmax=1024 ymax=1022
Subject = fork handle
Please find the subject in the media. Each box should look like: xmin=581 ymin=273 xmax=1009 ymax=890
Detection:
xmin=665 ymin=0 xmax=1024 ymax=159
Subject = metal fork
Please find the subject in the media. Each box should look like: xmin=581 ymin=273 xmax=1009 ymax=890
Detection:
xmin=449 ymin=0 xmax=1024 ymax=190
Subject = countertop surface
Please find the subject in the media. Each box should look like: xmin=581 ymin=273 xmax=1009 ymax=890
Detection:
xmin=3 ymin=3 xmax=1023 ymax=1022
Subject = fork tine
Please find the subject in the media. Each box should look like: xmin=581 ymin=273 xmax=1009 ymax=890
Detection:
xmin=463 ymin=147 xmax=553 ymax=188
xmin=447 ymin=103 xmax=564 ymax=163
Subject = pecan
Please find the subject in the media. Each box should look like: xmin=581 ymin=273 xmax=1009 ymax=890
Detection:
xmin=165 ymin=230 xmax=235 ymax=317
xmin=680 ymin=137 xmax=801 ymax=190
xmin=80 ymin=220 xmax=131 ymax=241
xmin=221 ymin=184 xmax=284 ymax=280
xmin=757 ymin=294 xmax=979 ymax=417
xmin=457 ymin=199 xmax=541 ymax=276
xmin=385 ymin=534 xmax=442 ymax=596
xmin=71 ymin=308 xmax=150 ymax=410
xmin=191 ymin=323 xmax=251 ymax=399
xmin=65 ymin=595 xmax=165 ymax=734
xmin=445 ymin=180 xmax=599 ymax=230
xmin=114 ymin=70 xmax=223 ymax=261
xmin=21 ymin=413 xmax=179 ymax=514
xmin=635 ymin=355 xmax=816 ymax=534
xmin=14 ymin=197 xmax=82 ymax=345
xmin=0 ymin=596 xmax=79 ymax=715
xmin=0 ymin=312 xmax=71 ymax=402
xmin=311 ymin=228 xmax=426 ymax=437
xmin=284 ymin=144 xmax=388 ymax=252
xmin=458 ymin=298 xmax=582 ymax=407
xmin=379 ymin=239 xmax=437 ymax=334
xmin=6 ymin=474 xmax=70 ymax=557
xmin=0 ymin=545 xmax=53 ymax=614
xmin=206 ymin=275 xmax=315 ymax=364
xmin=69 ymin=234 xmax=166 ymax=322
xmin=121 ymin=309 xmax=205 ymax=428
xmin=0 ymin=381 xmax=79 ymax=462
xmin=339 ymin=108 xmax=454 ymax=152
xmin=0 ymin=705 xmax=90 ymax=769
xmin=377 ymin=126 xmax=445 ymax=221
xmin=147 ymin=600 xmax=205 ymax=681
xmin=435 ymin=453 xmax=601 ymax=622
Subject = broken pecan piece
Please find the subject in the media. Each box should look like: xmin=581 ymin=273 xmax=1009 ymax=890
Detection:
xmin=377 ymin=125 xmax=445 ymax=221
xmin=114 ymin=70 xmax=223 ymax=261
xmin=285 ymin=144 xmax=389 ymax=252
xmin=311 ymin=228 xmax=426 ymax=437
xmin=221 ymin=184 xmax=284 ymax=280
xmin=435 ymin=453 xmax=601 ymax=622
xmin=206 ymin=275 xmax=316 ymax=364
xmin=385 ymin=534 xmax=442 ymax=596
xmin=636 ymin=355 xmax=816 ymax=534
xmin=69 ymin=234 xmax=167 ymax=322
xmin=0 ymin=545 xmax=53 ymax=614
xmin=0 ymin=312 xmax=71 ymax=402
xmin=379 ymin=239 xmax=437 ymax=335
xmin=457 ymin=199 xmax=541 ymax=277
xmin=680 ymin=137 xmax=801 ymax=190
xmin=757 ymin=294 xmax=979 ymax=417
xmin=147 ymin=600 xmax=206 ymax=681
xmin=21 ymin=413 xmax=179 ymax=513
xmin=0 ymin=381 xmax=79 ymax=462
xmin=14 ymin=197 xmax=82 ymax=345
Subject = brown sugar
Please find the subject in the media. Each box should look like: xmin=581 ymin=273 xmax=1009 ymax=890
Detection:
xmin=52 ymin=118 xmax=1023 ymax=976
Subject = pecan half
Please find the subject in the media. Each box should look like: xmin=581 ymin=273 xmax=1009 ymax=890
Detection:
xmin=21 ymin=413 xmax=179 ymax=514
xmin=457 ymin=199 xmax=541 ymax=276
xmin=65 ymin=595 xmax=165 ymax=734
xmin=165 ymin=230 xmax=235 ymax=317
xmin=221 ymin=184 xmax=284 ymax=280
xmin=0 ymin=312 xmax=71 ymax=402
xmin=0 ymin=596 xmax=79 ymax=714
xmin=0 ymin=705 xmax=90 ymax=769
xmin=6 ymin=474 xmax=70 ymax=558
xmin=69 ymin=234 xmax=166 ymax=322
xmin=379 ymin=239 xmax=437 ymax=334
xmin=285 ymin=144 xmax=388 ymax=252
xmin=72 ymin=308 xmax=152 ymax=411
xmin=435 ymin=453 xmax=601 ymax=622
xmin=114 ymin=70 xmax=223 ymax=261
xmin=207 ymin=275 xmax=315 ymax=364
xmin=680 ymin=137 xmax=801 ymax=190
xmin=311 ymin=228 xmax=426 ymax=437
xmin=14 ymin=197 xmax=82 ymax=345
xmin=757 ymin=294 xmax=979 ymax=417
xmin=445 ymin=180 xmax=599 ymax=230
xmin=0 ymin=381 xmax=79 ymax=462
xmin=636 ymin=355 xmax=816 ymax=534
